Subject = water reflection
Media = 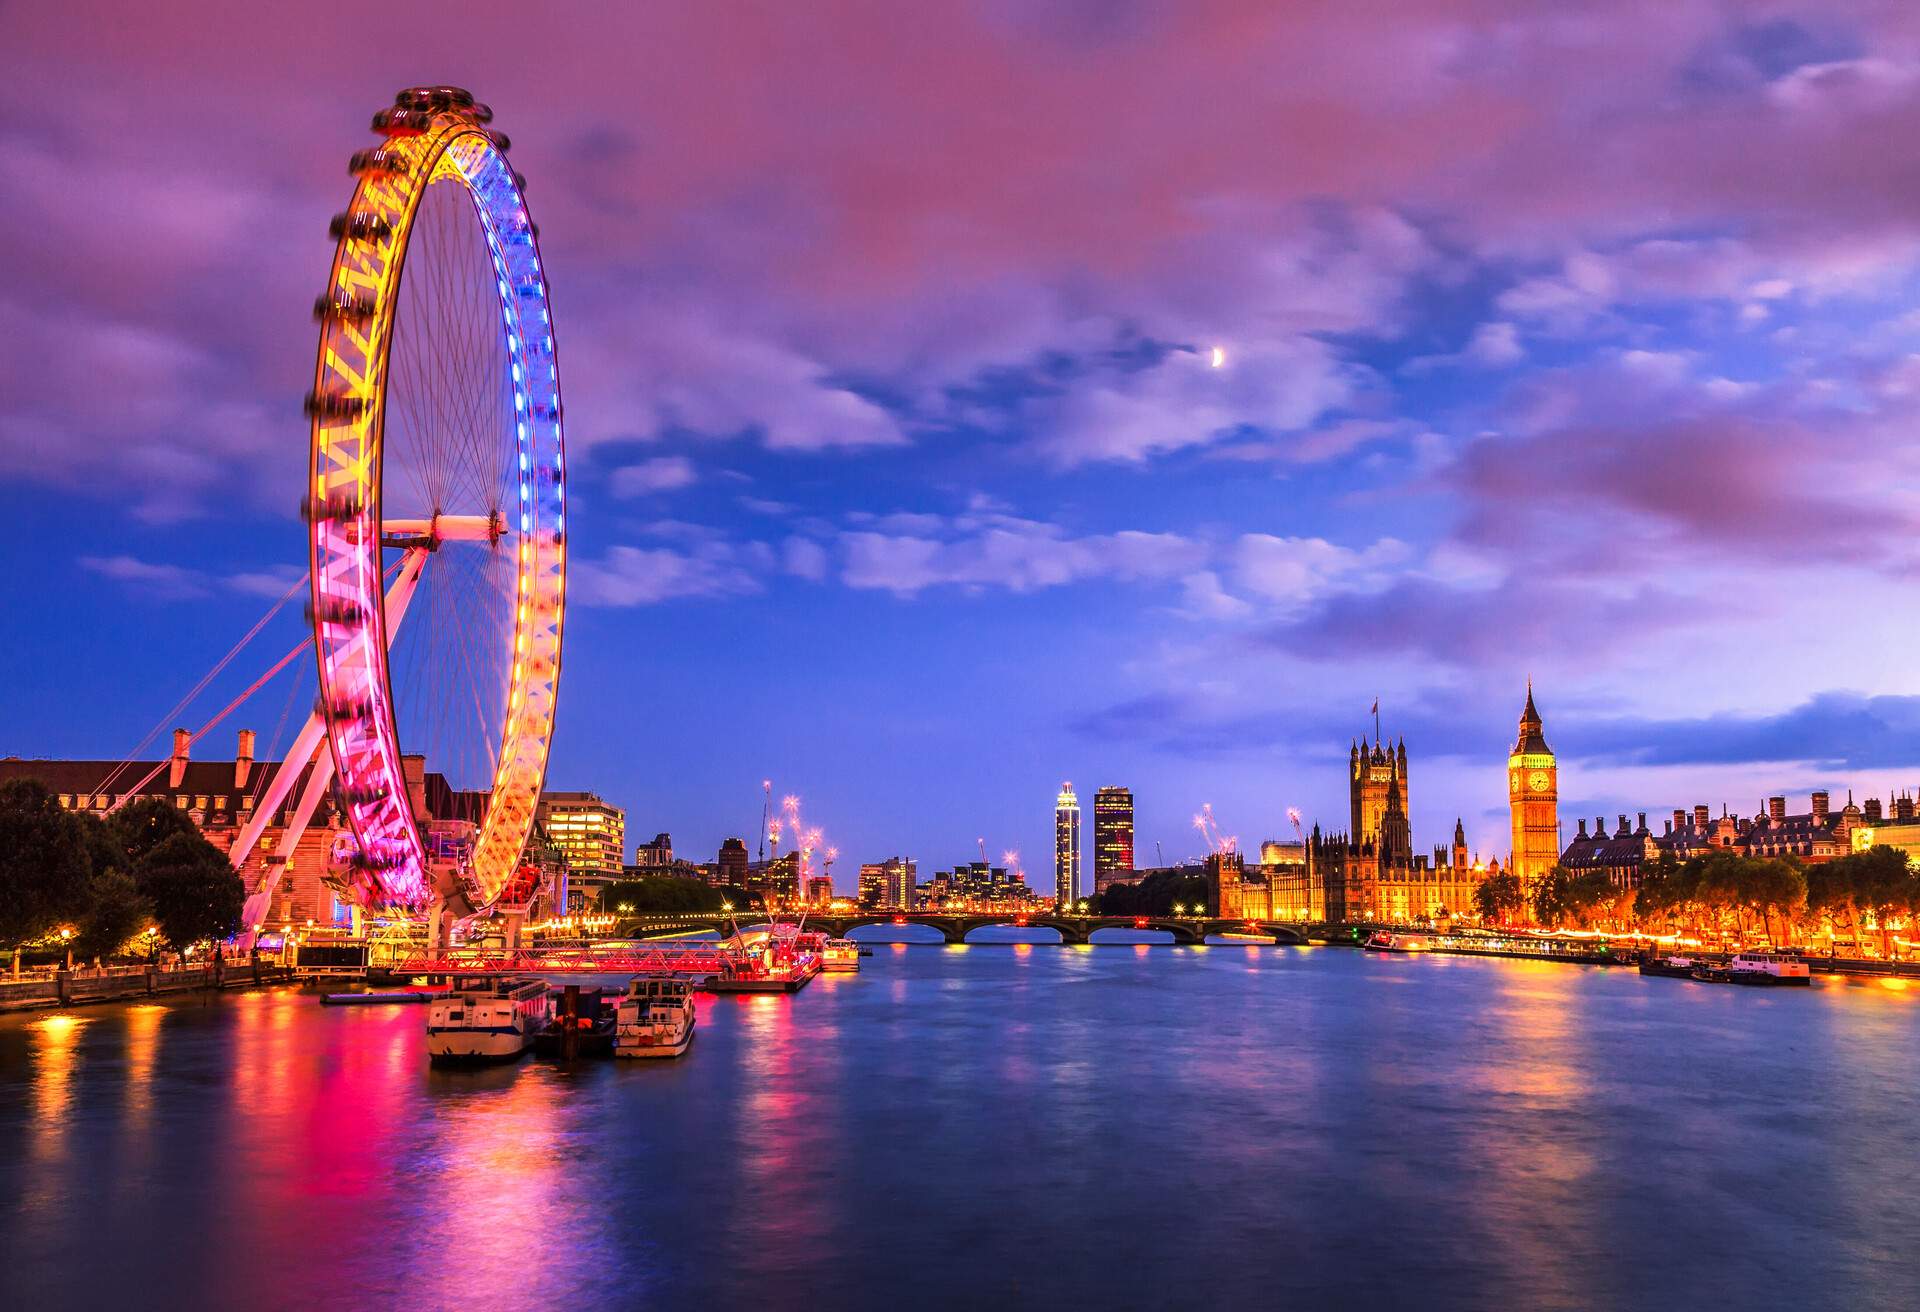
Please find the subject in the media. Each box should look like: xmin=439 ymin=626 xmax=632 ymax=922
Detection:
xmin=4 ymin=951 xmax=1920 ymax=1308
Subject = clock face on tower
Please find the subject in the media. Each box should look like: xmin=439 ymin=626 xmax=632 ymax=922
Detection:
xmin=1529 ymin=770 xmax=1551 ymax=793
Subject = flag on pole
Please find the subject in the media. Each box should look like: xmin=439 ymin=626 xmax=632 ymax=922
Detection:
xmin=1370 ymin=698 xmax=1378 ymax=714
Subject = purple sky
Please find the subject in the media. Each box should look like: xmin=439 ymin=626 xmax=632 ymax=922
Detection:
xmin=6 ymin=3 xmax=1920 ymax=883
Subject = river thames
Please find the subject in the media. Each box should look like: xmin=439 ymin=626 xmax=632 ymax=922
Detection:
xmin=4 ymin=939 xmax=1918 ymax=1310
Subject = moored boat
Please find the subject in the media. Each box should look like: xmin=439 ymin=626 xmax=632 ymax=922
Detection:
xmin=823 ymin=938 xmax=861 ymax=972
xmin=1364 ymin=931 xmax=1430 ymax=952
xmin=1728 ymin=952 xmax=1813 ymax=987
xmin=1639 ymin=954 xmax=1703 ymax=979
xmin=532 ymin=986 xmax=616 ymax=1057
xmin=426 ymin=976 xmax=549 ymax=1064
xmin=616 ymin=976 xmax=696 ymax=1058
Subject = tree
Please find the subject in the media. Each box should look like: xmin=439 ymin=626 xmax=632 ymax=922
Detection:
xmin=1473 ymin=871 xmax=1526 ymax=924
xmin=1530 ymin=866 xmax=1618 ymax=931
xmin=1739 ymin=857 xmax=1806 ymax=949
xmin=1850 ymin=846 xmax=1919 ymax=958
xmin=109 ymin=796 xmax=204 ymax=866
xmin=1804 ymin=854 xmax=1866 ymax=951
xmin=72 ymin=811 xmax=152 ymax=959
xmin=0 ymin=778 xmax=90 ymax=966
xmin=598 ymin=875 xmax=739 ymax=916
xmin=137 ymin=832 xmax=244 ymax=950
xmin=1088 ymin=868 xmax=1212 ymax=917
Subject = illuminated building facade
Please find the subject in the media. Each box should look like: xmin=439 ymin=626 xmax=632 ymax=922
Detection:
xmin=858 ymin=857 xmax=917 ymax=909
xmin=632 ymin=832 xmax=674 ymax=867
xmin=536 ymin=791 xmax=626 ymax=905
xmin=1507 ymin=684 xmax=1559 ymax=887
xmin=805 ymin=875 xmax=835 ymax=906
xmin=1207 ymin=850 xmax=1247 ymax=917
xmin=1055 ymin=781 xmax=1081 ymax=910
xmin=1318 ymin=729 xmax=1487 ymax=923
xmin=716 ymin=837 xmax=749 ymax=887
xmin=925 ymin=862 xmax=1039 ymax=909
xmin=1561 ymin=792 xmax=1865 ymax=888
xmin=1256 ymin=840 xmax=1310 ymax=920
xmin=1093 ymin=786 xmax=1134 ymax=894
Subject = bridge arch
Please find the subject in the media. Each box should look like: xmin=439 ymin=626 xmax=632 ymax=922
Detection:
xmin=841 ymin=917 xmax=956 ymax=944
xmin=959 ymin=919 xmax=1079 ymax=945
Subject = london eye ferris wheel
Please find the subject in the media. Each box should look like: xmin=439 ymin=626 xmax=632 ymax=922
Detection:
xmin=303 ymin=86 xmax=566 ymax=913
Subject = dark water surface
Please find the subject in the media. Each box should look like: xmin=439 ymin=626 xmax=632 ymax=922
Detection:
xmin=4 ymin=940 xmax=1918 ymax=1310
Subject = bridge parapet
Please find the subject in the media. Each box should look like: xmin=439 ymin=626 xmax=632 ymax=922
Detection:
xmin=609 ymin=911 xmax=1308 ymax=947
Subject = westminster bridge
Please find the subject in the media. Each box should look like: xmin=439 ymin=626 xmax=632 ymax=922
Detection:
xmin=614 ymin=910 xmax=1313 ymax=946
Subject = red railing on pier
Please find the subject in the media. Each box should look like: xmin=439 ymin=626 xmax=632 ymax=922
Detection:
xmin=392 ymin=943 xmax=751 ymax=976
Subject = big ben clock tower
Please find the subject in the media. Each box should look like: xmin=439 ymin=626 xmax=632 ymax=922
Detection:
xmin=1508 ymin=681 xmax=1559 ymax=884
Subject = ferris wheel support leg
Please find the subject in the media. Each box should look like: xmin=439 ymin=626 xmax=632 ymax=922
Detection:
xmin=237 ymin=746 xmax=341 ymax=952
xmin=235 ymin=547 xmax=433 ymax=955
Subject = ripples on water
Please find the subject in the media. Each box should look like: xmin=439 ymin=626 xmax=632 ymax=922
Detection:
xmin=3 ymin=940 xmax=1918 ymax=1310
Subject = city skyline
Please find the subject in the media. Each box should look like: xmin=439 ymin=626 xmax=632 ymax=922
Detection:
xmin=10 ymin=6 xmax=1920 ymax=876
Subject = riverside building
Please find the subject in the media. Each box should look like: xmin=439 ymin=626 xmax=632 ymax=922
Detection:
xmin=536 ymin=791 xmax=626 ymax=907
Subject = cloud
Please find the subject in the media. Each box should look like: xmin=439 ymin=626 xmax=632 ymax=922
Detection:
xmin=79 ymin=554 xmax=306 ymax=603
xmin=570 ymin=542 xmax=770 ymax=606
xmin=1405 ymin=322 xmax=1525 ymax=373
xmin=1455 ymin=386 xmax=1917 ymax=570
xmin=838 ymin=512 xmax=1207 ymax=597
xmin=1230 ymin=535 xmax=1409 ymax=610
xmin=609 ymin=456 xmax=698 ymax=497
xmin=79 ymin=554 xmax=209 ymax=599
xmin=782 ymin=537 xmax=829 ymax=582
xmin=1262 ymin=575 xmax=1720 ymax=667
xmin=1571 ymin=692 xmax=1920 ymax=772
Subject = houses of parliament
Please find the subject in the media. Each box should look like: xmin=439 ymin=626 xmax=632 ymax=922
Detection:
xmin=1249 ymin=687 xmax=1557 ymax=923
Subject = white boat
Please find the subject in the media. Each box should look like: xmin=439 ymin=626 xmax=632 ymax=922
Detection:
xmin=1728 ymin=952 xmax=1812 ymax=987
xmin=426 ymin=976 xmax=549 ymax=1063
xmin=616 ymin=976 xmax=697 ymax=1059
xmin=823 ymin=938 xmax=861 ymax=972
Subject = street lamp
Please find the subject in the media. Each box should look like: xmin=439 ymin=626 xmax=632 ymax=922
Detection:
xmin=60 ymin=927 xmax=74 ymax=970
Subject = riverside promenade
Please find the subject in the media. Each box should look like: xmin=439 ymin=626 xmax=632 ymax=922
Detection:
xmin=0 ymin=959 xmax=307 ymax=1012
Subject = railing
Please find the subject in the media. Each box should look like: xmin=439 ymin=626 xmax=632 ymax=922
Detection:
xmin=391 ymin=942 xmax=758 ymax=976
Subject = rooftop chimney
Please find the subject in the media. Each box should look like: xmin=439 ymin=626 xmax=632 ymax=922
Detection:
xmin=1596 ymin=815 xmax=1605 ymax=837
xmin=1637 ymin=811 xmax=1648 ymax=833
xmin=1577 ymin=818 xmax=1588 ymax=838
xmin=235 ymin=728 xmax=255 ymax=790
xmin=1866 ymin=797 xmax=1884 ymax=821
xmin=1673 ymin=809 xmax=1686 ymax=832
xmin=169 ymin=728 xmax=191 ymax=789
xmin=1811 ymin=791 xmax=1830 ymax=824
xmin=1898 ymin=794 xmax=1915 ymax=822
xmin=1694 ymin=804 xmax=1710 ymax=829
xmin=1617 ymin=814 xmax=1629 ymax=837
xmin=1769 ymin=796 xmax=1786 ymax=823
xmin=1663 ymin=819 xmax=1673 ymax=835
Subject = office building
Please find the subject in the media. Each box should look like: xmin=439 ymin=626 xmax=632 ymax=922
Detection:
xmin=1093 ymin=786 xmax=1134 ymax=894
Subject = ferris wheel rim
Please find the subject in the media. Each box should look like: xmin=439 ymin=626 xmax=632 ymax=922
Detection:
xmin=306 ymin=89 xmax=566 ymax=911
